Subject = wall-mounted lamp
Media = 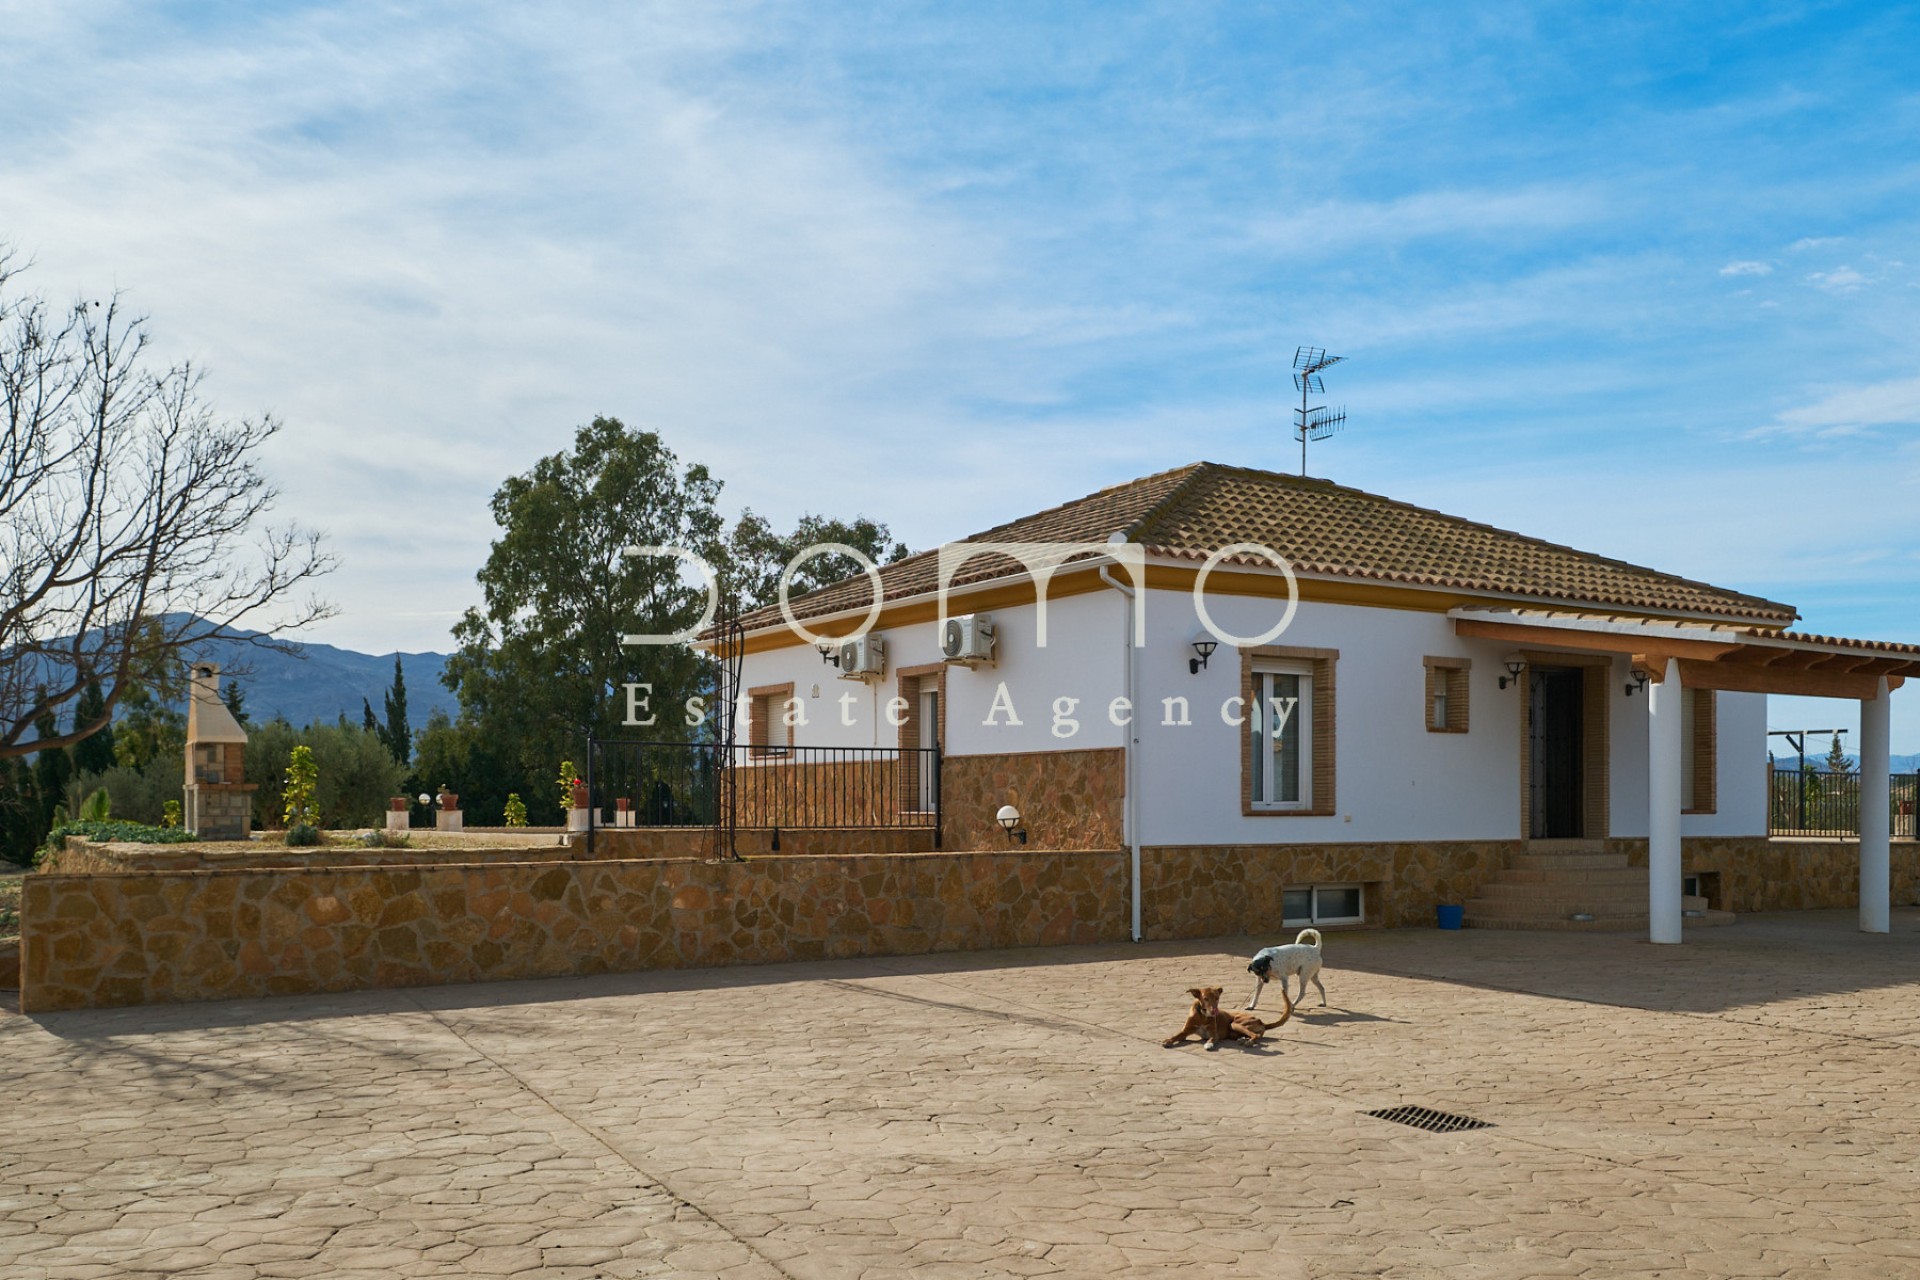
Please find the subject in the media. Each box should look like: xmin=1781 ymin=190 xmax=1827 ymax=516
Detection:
xmin=1625 ymin=669 xmax=1650 ymax=697
xmin=1498 ymin=654 xmax=1527 ymax=690
xmin=995 ymin=803 xmax=1028 ymax=844
xmin=816 ymin=643 xmax=839 ymax=667
xmin=1188 ymin=631 xmax=1219 ymax=675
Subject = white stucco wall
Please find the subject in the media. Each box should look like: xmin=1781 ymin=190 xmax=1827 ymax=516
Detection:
xmin=722 ymin=589 xmax=1127 ymax=753
xmin=1612 ymin=686 xmax=1769 ymax=838
xmin=728 ymin=576 xmax=1774 ymax=844
xmin=1127 ymin=586 xmax=1526 ymax=846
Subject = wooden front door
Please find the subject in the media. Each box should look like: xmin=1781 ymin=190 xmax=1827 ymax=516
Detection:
xmin=1529 ymin=667 xmax=1585 ymax=839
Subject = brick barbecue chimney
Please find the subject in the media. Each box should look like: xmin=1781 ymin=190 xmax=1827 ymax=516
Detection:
xmin=182 ymin=664 xmax=255 ymax=840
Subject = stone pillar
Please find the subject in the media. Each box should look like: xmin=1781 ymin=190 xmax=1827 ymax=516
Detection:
xmin=435 ymin=808 xmax=464 ymax=833
xmin=1860 ymin=676 xmax=1891 ymax=934
xmin=385 ymin=797 xmax=409 ymax=834
xmin=1648 ymin=657 xmax=1684 ymax=944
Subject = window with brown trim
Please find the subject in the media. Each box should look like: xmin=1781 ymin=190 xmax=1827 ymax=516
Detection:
xmin=1423 ymin=656 xmax=1471 ymax=733
xmin=1240 ymin=645 xmax=1337 ymax=817
xmin=747 ymin=682 xmax=795 ymax=757
xmin=1682 ymin=688 xmax=1716 ymax=814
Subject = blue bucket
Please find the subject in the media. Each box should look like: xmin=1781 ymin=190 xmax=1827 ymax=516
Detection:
xmin=1436 ymin=904 xmax=1465 ymax=930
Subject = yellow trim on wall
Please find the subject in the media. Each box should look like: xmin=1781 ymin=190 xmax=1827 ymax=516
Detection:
xmin=737 ymin=562 xmax=1783 ymax=654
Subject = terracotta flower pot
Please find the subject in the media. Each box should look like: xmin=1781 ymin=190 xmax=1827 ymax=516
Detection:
xmin=438 ymin=791 xmax=459 ymax=811
xmin=389 ymin=796 xmax=408 ymax=812
xmin=571 ymin=781 xmax=589 ymax=809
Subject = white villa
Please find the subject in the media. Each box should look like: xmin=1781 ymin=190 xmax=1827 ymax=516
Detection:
xmin=716 ymin=462 xmax=1920 ymax=942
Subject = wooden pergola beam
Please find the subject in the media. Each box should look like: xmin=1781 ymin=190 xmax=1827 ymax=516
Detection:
xmin=1454 ymin=619 xmax=1740 ymax=660
xmin=1675 ymin=659 xmax=1907 ymax=698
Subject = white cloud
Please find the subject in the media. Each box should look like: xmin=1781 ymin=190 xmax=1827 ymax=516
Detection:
xmin=1806 ymin=265 xmax=1869 ymax=292
xmin=1243 ymin=184 xmax=1605 ymax=256
xmin=1775 ymin=376 xmax=1920 ymax=432
xmin=1719 ymin=260 xmax=1773 ymax=276
xmin=1789 ymin=236 xmax=1844 ymax=251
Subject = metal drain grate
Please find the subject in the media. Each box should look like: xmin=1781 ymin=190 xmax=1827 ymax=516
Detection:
xmin=1363 ymin=1104 xmax=1492 ymax=1133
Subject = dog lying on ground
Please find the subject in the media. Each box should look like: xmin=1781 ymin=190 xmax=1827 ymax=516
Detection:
xmin=1246 ymin=927 xmax=1326 ymax=1010
xmin=1161 ymin=985 xmax=1293 ymax=1050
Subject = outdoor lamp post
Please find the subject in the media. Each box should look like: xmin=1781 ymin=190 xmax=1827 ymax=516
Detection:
xmin=996 ymin=804 xmax=1027 ymax=844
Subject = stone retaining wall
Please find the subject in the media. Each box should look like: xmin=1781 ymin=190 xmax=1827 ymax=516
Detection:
xmin=20 ymin=848 xmax=1129 ymax=1012
xmin=583 ymin=827 xmax=939 ymax=859
xmin=1611 ymin=836 xmax=1920 ymax=913
xmin=26 ymin=833 xmax=1920 ymax=1012
xmin=1141 ymin=840 xmax=1523 ymax=937
xmin=41 ymin=837 xmax=573 ymax=875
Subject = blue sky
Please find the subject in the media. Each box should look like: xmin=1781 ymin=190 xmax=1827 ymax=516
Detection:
xmin=3 ymin=1 xmax=1919 ymax=748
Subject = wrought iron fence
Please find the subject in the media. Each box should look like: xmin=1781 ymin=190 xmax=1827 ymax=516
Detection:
xmin=1767 ymin=769 xmax=1919 ymax=838
xmin=584 ymin=738 xmax=941 ymax=845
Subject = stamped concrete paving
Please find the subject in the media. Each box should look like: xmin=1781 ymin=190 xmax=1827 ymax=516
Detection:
xmin=6 ymin=908 xmax=1920 ymax=1279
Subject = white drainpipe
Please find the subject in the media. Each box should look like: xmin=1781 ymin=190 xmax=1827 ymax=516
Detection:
xmin=1098 ymin=563 xmax=1143 ymax=942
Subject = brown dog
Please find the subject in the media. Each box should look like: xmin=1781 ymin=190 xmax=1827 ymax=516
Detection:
xmin=1161 ymin=985 xmax=1293 ymax=1050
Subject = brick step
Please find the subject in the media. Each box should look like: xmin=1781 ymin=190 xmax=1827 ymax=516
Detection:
xmin=1465 ymin=898 xmax=1649 ymax=919
xmin=1500 ymin=866 xmax=1647 ymax=886
xmin=1525 ymin=838 xmax=1610 ymax=852
xmin=1468 ymin=892 xmax=1716 ymax=912
xmin=1464 ymin=915 xmax=1644 ymax=932
xmin=1510 ymin=853 xmax=1631 ymax=871
xmin=1480 ymin=878 xmax=1647 ymax=897
xmin=1464 ymin=909 xmax=1736 ymax=932
xmin=1476 ymin=883 xmax=1649 ymax=903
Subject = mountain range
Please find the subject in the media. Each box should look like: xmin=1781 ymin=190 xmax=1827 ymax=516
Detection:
xmin=153 ymin=619 xmax=457 ymax=730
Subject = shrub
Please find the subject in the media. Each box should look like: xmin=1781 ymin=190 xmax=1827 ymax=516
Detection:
xmin=503 ymin=792 xmax=528 ymax=827
xmin=161 ymin=799 xmax=182 ymax=828
xmin=77 ymin=787 xmax=111 ymax=823
xmin=357 ymin=828 xmax=410 ymax=849
xmin=250 ymin=719 xmax=409 ymax=829
xmin=37 ymin=819 xmax=196 ymax=866
xmin=283 ymin=745 xmax=319 ymax=828
xmin=72 ymin=759 xmax=185 ymax=828
xmin=556 ymin=761 xmax=580 ymax=812
xmin=285 ymin=823 xmax=322 ymax=847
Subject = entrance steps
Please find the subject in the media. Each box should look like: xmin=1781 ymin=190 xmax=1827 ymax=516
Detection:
xmin=1463 ymin=840 xmax=1736 ymax=932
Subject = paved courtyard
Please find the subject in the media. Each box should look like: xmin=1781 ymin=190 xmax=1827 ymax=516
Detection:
xmin=5 ymin=909 xmax=1920 ymax=1279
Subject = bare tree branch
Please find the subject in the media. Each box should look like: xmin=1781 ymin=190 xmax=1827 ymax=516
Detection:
xmin=0 ymin=248 xmax=337 ymax=759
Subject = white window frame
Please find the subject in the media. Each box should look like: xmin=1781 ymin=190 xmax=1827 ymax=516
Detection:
xmin=1250 ymin=664 xmax=1313 ymax=812
xmin=1282 ymin=883 xmax=1365 ymax=928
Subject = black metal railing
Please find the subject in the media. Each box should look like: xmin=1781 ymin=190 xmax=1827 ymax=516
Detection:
xmin=1768 ymin=770 xmax=1919 ymax=838
xmin=585 ymin=738 xmax=941 ymax=845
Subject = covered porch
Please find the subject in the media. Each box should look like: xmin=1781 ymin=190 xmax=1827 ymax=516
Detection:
xmin=1454 ymin=608 xmax=1920 ymax=942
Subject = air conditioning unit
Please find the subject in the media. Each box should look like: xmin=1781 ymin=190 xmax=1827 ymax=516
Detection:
xmin=836 ymin=634 xmax=886 ymax=681
xmin=942 ymin=613 xmax=996 ymax=666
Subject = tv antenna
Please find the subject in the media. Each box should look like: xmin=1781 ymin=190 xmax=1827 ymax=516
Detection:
xmin=1292 ymin=346 xmax=1347 ymax=476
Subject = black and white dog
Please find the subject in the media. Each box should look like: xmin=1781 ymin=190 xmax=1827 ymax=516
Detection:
xmin=1245 ymin=928 xmax=1326 ymax=1010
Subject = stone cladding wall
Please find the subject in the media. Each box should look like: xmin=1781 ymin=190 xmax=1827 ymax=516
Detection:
xmin=1141 ymin=840 xmax=1522 ymax=937
xmin=20 ymin=848 xmax=1129 ymax=1012
xmin=940 ymin=749 xmax=1124 ymax=852
xmin=1610 ymin=836 xmax=1920 ymax=913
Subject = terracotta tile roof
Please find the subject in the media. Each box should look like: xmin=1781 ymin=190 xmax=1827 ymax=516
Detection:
xmin=736 ymin=462 xmax=1798 ymax=631
xmin=1755 ymin=630 xmax=1920 ymax=657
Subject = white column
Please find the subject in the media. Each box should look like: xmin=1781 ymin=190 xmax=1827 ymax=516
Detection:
xmin=1648 ymin=658 xmax=1684 ymax=944
xmin=1860 ymin=676 xmax=1891 ymax=934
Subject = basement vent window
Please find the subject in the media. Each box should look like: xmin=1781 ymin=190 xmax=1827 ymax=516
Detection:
xmin=1362 ymin=1105 xmax=1492 ymax=1133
